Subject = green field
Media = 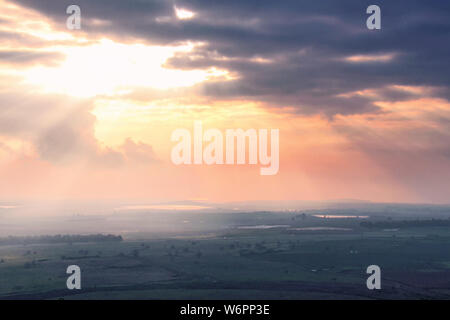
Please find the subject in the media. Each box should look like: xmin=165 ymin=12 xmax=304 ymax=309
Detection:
xmin=1 ymin=211 xmax=450 ymax=300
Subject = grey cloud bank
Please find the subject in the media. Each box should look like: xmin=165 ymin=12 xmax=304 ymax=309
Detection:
xmin=9 ymin=0 xmax=450 ymax=116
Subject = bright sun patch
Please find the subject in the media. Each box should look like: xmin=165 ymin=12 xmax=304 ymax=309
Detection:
xmin=174 ymin=6 xmax=196 ymax=20
xmin=22 ymin=39 xmax=229 ymax=97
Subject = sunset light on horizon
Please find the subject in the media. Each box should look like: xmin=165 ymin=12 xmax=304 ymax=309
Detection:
xmin=0 ymin=0 xmax=449 ymax=204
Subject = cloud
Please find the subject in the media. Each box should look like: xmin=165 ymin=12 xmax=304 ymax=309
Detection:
xmin=1 ymin=0 xmax=450 ymax=202
xmin=0 ymin=78 xmax=157 ymax=167
xmin=34 ymin=105 xmax=98 ymax=162
xmin=9 ymin=0 xmax=449 ymax=116
xmin=119 ymin=138 xmax=158 ymax=164
xmin=33 ymin=110 xmax=158 ymax=166
xmin=332 ymin=98 xmax=450 ymax=202
xmin=0 ymin=50 xmax=64 ymax=66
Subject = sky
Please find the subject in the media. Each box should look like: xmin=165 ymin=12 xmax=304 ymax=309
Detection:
xmin=0 ymin=0 xmax=449 ymax=204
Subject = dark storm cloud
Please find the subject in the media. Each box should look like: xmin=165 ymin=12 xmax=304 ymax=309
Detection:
xmin=10 ymin=0 xmax=450 ymax=116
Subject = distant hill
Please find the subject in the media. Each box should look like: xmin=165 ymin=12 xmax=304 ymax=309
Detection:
xmin=0 ymin=234 xmax=123 ymax=246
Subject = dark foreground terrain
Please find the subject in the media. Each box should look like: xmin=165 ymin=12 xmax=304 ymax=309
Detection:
xmin=1 ymin=208 xmax=450 ymax=300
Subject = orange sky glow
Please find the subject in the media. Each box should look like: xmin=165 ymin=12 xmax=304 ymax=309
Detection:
xmin=1 ymin=0 xmax=450 ymax=204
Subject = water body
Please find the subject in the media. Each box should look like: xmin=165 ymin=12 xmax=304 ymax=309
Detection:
xmin=290 ymin=227 xmax=352 ymax=231
xmin=237 ymin=225 xmax=289 ymax=230
xmin=313 ymin=215 xmax=369 ymax=219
